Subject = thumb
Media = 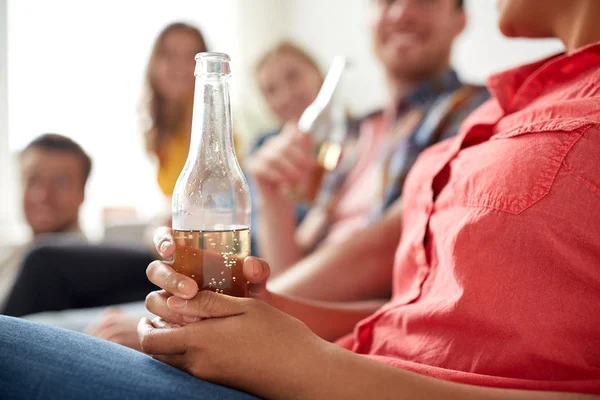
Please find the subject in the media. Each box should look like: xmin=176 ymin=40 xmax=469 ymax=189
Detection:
xmin=153 ymin=227 xmax=175 ymax=259
xmin=243 ymin=257 xmax=271 ymax=300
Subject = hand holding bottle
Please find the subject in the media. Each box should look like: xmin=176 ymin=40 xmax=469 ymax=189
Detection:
xmin=146 ymin=227 xmax=272 ymax=325
xmin=246 ymin=123 xmax=318 ymax=198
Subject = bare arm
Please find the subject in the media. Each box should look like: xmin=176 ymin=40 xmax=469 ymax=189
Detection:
xmin=246 ymin=125 xmax=317 ymax=274
xmin=269 ymin=198 xmax=403 ymax=302
xmin=254 ymin=187 xmax=304 ymax=275
xmin=267 ymin=291 xmax=385 ymax=341
xmin=141 ymin=290 xmax=599 ymax=400
xmin=295 ymin=343 xmax=600 ymax=400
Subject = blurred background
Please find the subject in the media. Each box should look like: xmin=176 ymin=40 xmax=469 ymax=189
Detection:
xmin=0 ymin=0 xmax=563 ymax=243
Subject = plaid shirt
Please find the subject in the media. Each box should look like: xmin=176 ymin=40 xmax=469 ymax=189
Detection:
xmin=317 ymin=69 xmax=490 ymax=220
xmin=248 ymin=70 xmax=489 ymax=255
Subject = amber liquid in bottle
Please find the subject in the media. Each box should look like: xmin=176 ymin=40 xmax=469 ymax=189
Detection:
xmin=172 ymin=228 xmax=250 ymax=297
xmin=296 ymin=140 xmax=343 ymax=204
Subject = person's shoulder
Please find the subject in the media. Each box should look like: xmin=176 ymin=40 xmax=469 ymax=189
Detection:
xmin=35 ymin=230 xmax=88 ymax=246
xmin=462 ymin=84 xmax=489 ymax=95
xmin=456 ymin=84 xmax=491 ymax=111
xmin=431 ymin=84 xmax=491 ymax=142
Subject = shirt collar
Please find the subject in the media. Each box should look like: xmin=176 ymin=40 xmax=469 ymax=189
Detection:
xmin=487 ymin=40 xmax=600 ymax=113
xmin=400 ymin=69 xmax=462 ymax=112
xmin=32 ymin=225 xmax=86 ymax=245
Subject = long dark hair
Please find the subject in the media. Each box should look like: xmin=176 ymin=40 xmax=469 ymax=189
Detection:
xmin=142 ymin=22 xmax=207 ymax=156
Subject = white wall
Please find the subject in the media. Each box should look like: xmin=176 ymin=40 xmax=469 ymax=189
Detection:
xmin=0 ymin=0 xmax=24 ymax=243
xmin=0 ymin=1 xmax=7 ymax=209
xmin=228 ymin=0 xmax=290 ymax=140
xmin=453 ymin=0 xmax=564 ymax=83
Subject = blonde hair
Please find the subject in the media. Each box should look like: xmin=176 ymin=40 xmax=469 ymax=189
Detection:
xmin=255 ymin=41 xmax=322 ymax=78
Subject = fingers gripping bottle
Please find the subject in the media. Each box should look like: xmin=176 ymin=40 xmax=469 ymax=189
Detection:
xmin=171 ymin=53 xmax=251 ymax=297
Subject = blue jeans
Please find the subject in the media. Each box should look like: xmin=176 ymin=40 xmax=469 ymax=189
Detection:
xmin=0 ymin=316 xmax=260 ymax=399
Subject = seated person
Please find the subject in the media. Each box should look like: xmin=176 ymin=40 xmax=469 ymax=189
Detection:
xmin=144 ymin=21 xmax=242 ymax=200
xmin=0 ymin=134 xmax=89 ymax=308
xmin=247 ymin=0 xmax=489 ymax=276
xmin=2 ymin=0 xmax=600 ymax=396
xmin=249 ymin=41 xmax=328 ymax=255
xmin=143 ymin=22 xmax=208 ymax=198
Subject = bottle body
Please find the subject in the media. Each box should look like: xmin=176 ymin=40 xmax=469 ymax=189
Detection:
xmin=171 ymin=52 xmax=251 ymax=297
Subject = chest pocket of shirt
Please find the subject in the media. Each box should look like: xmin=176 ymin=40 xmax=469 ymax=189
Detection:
xmin=443 ymin=119 xmax=592 ymax=215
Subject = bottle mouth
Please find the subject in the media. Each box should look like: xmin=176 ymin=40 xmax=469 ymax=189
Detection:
xmin=195 ymin=52 xmax=231 ymax=77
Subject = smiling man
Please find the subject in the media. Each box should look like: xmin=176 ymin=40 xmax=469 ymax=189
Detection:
xmin=0 ymin=134 xmax=89 ymax=305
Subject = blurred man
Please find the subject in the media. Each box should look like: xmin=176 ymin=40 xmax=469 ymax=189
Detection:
xmin=247 ymin=0 xmax=489 ymax=278
xmin=0 ymin=134 xmax=90 ymax=305
xmin=247 ymin=0 xmax=489 ymax=304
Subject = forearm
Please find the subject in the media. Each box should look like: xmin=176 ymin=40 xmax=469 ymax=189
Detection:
xmin=281 ymin=342 xmax=599 ymax=400
xmin=268 ymin=292 xmax=384 ymax=341
xmin=255 ymin=190 xmax=304 ymax=275
xmin=268 ymin=199 xmax=403 ymax=302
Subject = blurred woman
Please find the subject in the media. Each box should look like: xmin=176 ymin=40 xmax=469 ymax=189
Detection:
xmin=142 ymin=22 xmax=208 ymax=196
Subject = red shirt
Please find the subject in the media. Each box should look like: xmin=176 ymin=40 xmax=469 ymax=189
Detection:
xmin=341 ymin=42 xmax=600 ymax=394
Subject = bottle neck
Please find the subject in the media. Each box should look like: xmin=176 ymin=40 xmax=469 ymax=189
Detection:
xmin=188 ymin=76 xmax=235 ymax=165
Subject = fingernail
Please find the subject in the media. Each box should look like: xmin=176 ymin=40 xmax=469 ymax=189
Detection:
xmin=160 ymin=241 xmax=170 ymax=254
xmin=177 ymin=280 xmax=194 ymax=297
xmin=170 ymin=297 xmax=187 ymax=309
xmin=251 ymin=258 xmax=261 ymax=277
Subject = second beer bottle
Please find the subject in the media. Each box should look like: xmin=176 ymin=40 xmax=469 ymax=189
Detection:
xmin=171 ymin=52 xmax=251 ymax=297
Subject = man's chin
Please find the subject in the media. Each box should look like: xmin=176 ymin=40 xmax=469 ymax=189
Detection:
xmin=385 ymin=62 xmax=431 ymax=81
xmin=29 ymin=219 xmax=61 ymax=235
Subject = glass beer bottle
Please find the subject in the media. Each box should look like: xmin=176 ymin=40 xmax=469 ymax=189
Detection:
xmin=171 ymin=52 xmax=251 ymax=297
xmin=295 ymin=56 xmax=348 ymax=204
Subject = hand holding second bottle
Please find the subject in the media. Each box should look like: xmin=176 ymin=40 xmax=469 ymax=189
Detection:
xmin=246 ymin=123 xmax=317 ymax=200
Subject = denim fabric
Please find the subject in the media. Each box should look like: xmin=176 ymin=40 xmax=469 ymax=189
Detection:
xmin=0 ymin=316 xmax=260 ymax=400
